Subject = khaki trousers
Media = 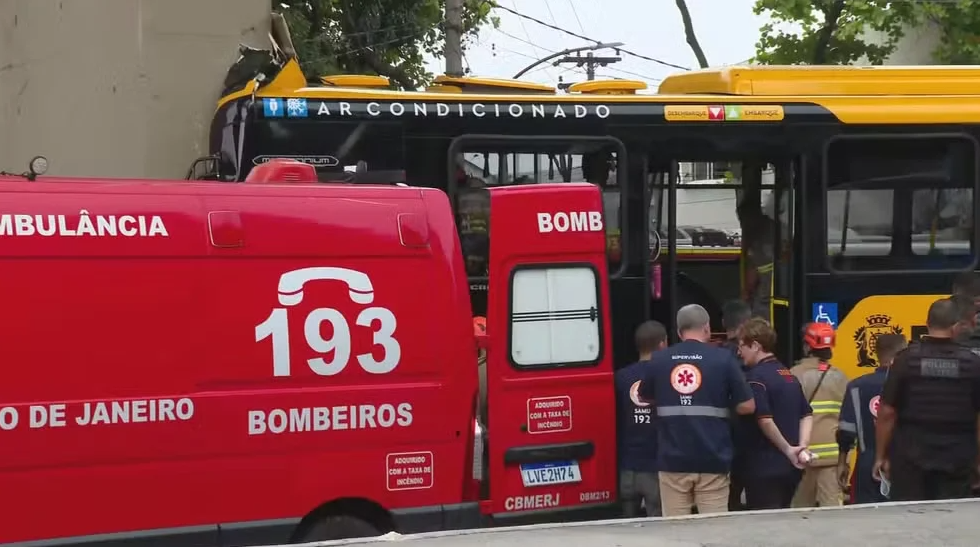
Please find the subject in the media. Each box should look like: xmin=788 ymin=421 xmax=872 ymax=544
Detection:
xmin=658 ymin=472 xmax=730 ymax=517
xmin=792 ymin=466 xmax=842 ymax=507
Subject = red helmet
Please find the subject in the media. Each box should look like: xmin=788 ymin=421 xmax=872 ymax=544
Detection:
xmin=473 ymin=316 xmax=487 ymax=336
xmin=803 ymin=322 xmax=836 ymax=349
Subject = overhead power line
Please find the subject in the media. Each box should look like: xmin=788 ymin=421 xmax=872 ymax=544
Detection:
xmin=491 ymin=3 xmax=691 ymax=71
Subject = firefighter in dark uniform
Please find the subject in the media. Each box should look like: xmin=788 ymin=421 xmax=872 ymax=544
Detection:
xmin=735 ymin=317 xmax=813 ymax=510
xmin=720 ymin=300 xmax=752 ymax=511
xmin=637 ymin=304 xmax=756 ymax=516
xmin=837 ymin=333 xmax=906 ymax=504
xmin=874 ymin=297 xmax=980 ymax=501
xmin=615 ymin=320 xmax=668 ymax=517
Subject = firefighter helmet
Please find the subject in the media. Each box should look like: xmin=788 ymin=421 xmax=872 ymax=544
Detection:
xmin=803 ymin=322 xmax=836 ymax=349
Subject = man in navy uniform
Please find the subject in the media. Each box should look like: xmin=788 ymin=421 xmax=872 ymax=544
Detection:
xmin=837 ymin=333 xmax=906 ymax=504
xmin=736 ymin=317 xmax=813 ymax=510
xmin=615 ymin=320 xmax=668 ymax=517
xmin=638 ymin=304 xmax=755 ymax=516
xmin=720 ymin=300 xmax=752 ymax=511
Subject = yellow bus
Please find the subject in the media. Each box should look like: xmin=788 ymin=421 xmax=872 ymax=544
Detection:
xmin=196 ymin=53 xmax=977 ymax=378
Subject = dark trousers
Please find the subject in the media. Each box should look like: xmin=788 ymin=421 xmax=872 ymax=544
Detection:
xmin=890 ymin=455 xmax=973 ymax=502
xmin=744 ymin=471 xmax=801 ymax=510
xmin=620 ymin=470 xmax=662 ymax=517
xmin=728 ymin=466 xmax=746 ymax=511
xmin=850 ymin=465 xmax=887 ymax=505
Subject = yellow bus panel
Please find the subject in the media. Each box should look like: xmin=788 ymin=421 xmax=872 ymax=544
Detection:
xmin=657 ymin=65 xmax=980 ymax=97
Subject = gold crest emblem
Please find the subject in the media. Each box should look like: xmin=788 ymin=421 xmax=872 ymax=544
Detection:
xmin=854 ymin=314 xmax=904 ymax=367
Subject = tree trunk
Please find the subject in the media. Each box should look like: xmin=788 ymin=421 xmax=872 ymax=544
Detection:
xmin=674 ymin=0 xmax=709 ymax=68
xmin=813 ymin=0 xmax=846 ymax=64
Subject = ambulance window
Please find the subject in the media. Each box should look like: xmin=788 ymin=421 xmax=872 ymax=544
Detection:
xmin=509 ymin=265 xmax=602 ymax=367
xmin=825 ymin=135 xmax=978 ymax=272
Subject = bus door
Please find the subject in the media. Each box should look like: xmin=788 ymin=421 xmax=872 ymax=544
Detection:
xmin=445 ymin=135 xmax=643 ymax=370
xmin=482 ymin=182 xmax=617 ymax=517
xmin=770 ymin=159 xmax=799 ymax=362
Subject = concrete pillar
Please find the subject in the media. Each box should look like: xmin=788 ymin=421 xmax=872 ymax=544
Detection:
xmin=0 ymin=0 xmax=270 ymax=178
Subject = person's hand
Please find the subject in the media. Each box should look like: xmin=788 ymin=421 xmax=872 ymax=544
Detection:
xmin=837 ymin=463 xmax=851 ymax=492
xmin=872 ymin=458 xmax=889 ymax=481
xmin=783 ymin=445 xmax=807 ymax=469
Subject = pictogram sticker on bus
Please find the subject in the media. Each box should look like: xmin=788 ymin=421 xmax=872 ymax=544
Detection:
xmin=386 ymin=451 xmax=434 ymax=491
xmin=526 ymin=396 xmax=572 ymax=434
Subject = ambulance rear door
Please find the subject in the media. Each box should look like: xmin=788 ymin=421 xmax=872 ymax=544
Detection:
xmin=484 ymin=183 xmax=617 ymax=516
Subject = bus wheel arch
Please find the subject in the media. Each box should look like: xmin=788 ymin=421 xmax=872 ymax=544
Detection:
xmin=291 ymin=497 xmax=394 ymax=542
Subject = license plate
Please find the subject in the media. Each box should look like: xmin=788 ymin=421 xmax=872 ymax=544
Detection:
xmin=519 ymin=460 xmax=582 ymax=487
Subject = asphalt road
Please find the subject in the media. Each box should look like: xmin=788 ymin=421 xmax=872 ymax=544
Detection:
xmin=305 ymin=499 xmax=980 ymax=547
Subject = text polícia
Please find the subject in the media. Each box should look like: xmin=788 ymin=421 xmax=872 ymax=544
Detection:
xmin=0 ymin=398 xmax=194 ymax=430
xmin=248 ymin=403 xmax=412 ymax=435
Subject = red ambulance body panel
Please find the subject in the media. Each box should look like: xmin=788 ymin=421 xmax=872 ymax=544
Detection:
xmin=0 ymin=175 xmax=477 ymax=545
xmin=0 ymin=172 xmax=617 ymax=546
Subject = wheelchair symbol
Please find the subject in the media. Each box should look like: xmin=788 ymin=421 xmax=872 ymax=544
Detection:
xmin=814 ymin=304 xmax=835 ymax=327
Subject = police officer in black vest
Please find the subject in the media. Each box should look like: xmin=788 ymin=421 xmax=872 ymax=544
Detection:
xmin=874 ymin=297 xmax=980 ymax=501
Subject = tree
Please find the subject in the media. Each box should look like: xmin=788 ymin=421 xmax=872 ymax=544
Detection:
xmin=921 ymin=1 xmax=980 ymax=64
xmin=673 ymin=0 xmax=709 ymax=68
xmin=752 ymin=0 xmax=980 ymax=66
xmin=274 ymin=0 xmax=496 ymax=90
xmin=752 ymin=0 xmax=919 ymax=65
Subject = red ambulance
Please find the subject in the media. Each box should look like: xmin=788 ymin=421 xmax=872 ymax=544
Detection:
xmin=0 ymin=160 xmax=617 ymax=546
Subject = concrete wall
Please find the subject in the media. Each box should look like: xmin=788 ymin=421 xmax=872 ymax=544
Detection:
xmin=860 ymin=19 xmax=942 ymax=65
xmin=0 ymin=0 xmax=270 ymax=178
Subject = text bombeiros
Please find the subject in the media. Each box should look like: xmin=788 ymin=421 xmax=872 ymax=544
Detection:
xmin=248 ymin=402 xmax=413 ymax=435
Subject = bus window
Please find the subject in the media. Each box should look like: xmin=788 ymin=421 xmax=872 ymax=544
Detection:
xmin=250 ymin=120 xmax=404 ymax=182
xmin=824 ymin=135 xmax=977 ymax=271
xmin=453 ymin=146 xmax=622 ymax=266
xmin=910 ymin=188 xmax=973 ymax=257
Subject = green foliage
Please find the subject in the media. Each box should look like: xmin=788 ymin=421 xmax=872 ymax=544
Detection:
xmin=923 ymin=0 xmax=980 ymax=64
xmin=752 ymin=0 xmax=980 ymax=66
xmin=275 ymin=0 xmax=498 ymax=90
xmin=752 ymin=0 xmax=918 ymax=65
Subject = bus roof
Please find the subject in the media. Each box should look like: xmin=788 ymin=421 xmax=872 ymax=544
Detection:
xmin=658 ymin=65 xmax=980 ymax=96
xmin=220 ymin=58 xmax=980 ymax=124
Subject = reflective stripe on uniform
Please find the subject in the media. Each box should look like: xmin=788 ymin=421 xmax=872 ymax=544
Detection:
xmin=839 ymin=420 xmax=857 ymax=433
xmin=809 ymin=442 xmax=839 ymax=458
xmin=810 ymin=400 xmax=842 ymax=414
xmin=756 ymin=262 xmax=774 ymax=273
xmin=657 ymin=406 xmax=730 ymax=418
xmin=849 ymin=387 xmax=867 ymax=453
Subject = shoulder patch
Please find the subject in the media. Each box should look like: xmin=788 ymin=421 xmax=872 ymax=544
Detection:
xmin=869 ymin=395 xmax=880 ymax=417
xmin=629 ymin=380 xmax=650 ymax=408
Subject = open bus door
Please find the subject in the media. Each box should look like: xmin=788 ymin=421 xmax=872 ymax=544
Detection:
xmin=771 ymin=159 xmax=800 ymax=362
xmin=482 ymin=183 xmax=617 ymax=518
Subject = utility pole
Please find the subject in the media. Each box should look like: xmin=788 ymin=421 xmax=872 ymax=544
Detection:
xmin=555 ymin=51 xmax=622 ymax=81
xmin=444 ymin=0 xmax=464 ymax=77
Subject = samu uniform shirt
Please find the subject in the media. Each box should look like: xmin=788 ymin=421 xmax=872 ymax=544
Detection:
xmin=638 ymin=339 xmax=753 ymax=474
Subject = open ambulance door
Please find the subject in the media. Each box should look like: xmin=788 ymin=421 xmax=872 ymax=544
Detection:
xmin=483 ymin=183 xmax=617 ymax=518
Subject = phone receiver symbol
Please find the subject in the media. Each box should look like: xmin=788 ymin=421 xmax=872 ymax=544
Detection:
xmin=277 ymin=267 xmax=375 ymax=307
